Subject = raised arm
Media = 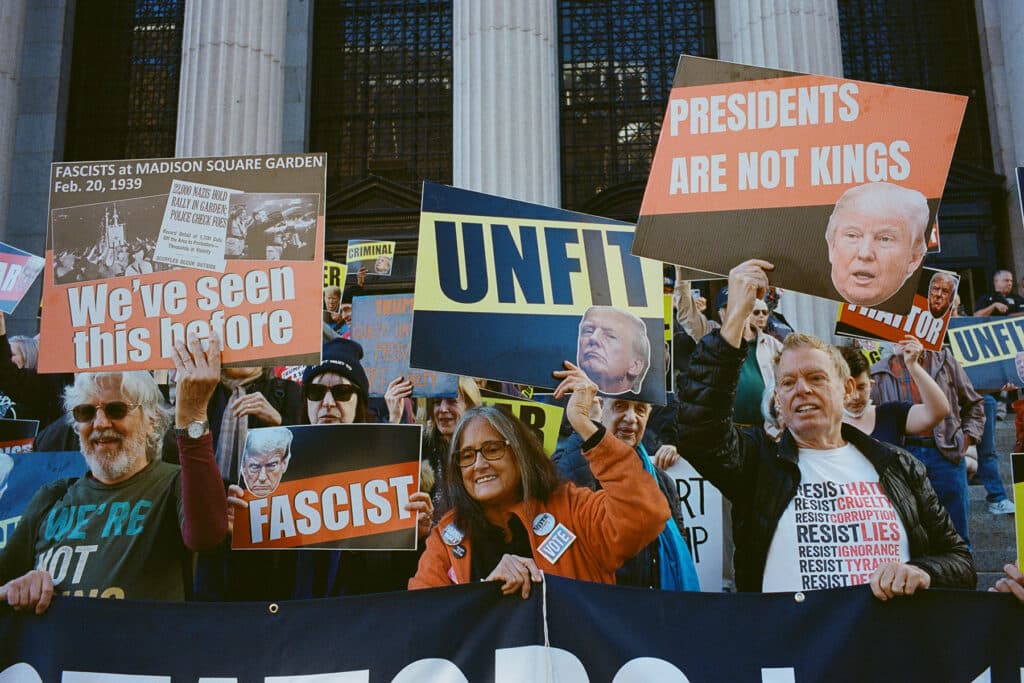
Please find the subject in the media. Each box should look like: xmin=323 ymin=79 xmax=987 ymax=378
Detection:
xmin=552 ymin=362 xmax=669 ymax=572
xmin=673 ymin=266 xmax=714 ymax=341
xmin=672 ymin=260 xmax=774 ymax=502
xmin=899 ymin=337 xmax=950 ymax=435
xmin=172 ymin=331 xmax=228 ymax=551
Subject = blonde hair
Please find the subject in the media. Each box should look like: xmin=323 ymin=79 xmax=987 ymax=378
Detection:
xmin=773 ymin=333 xmax=851 ymax=383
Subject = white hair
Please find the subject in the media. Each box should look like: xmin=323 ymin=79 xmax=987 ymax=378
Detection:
xmin=243 ymin=427 xmax=293 ymax=462
xmin=63 ymin=372 xmax=172 ymax=461
xmin=825 ymin=182 xmax=929 ymax=258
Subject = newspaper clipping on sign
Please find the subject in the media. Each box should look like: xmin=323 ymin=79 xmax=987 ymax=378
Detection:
xmin=40 ymin=154 xmax=326 ymax=372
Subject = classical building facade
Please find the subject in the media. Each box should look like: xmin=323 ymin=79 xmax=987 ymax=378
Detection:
xmin=2 ymin=0 xmax=1022 ymax=338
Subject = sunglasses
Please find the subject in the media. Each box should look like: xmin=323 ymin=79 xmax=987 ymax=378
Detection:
xmin=303 ymin=383 xmax=360 ymax=402
xmin=72 ymin=401 xmax=140 ymax=423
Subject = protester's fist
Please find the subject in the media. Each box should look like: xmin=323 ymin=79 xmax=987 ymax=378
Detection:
xmin=721 ymin=260 xmax=773 ymax=348
xmin=226 ymin=484 xmax=248 ymax=535
xmin=653 ymin=444 xmax=680 ymax=470
xmin=403 ymin=491 xmax=435 ymax=539
xmin=485 ymin=554 xmax=543 ymax=599
xmin=895 ymin=336 xmax=924 ymax=367
xmin=552 ymin=361 xmax=599 ymax=441
xmin=231 ymin=391 xmax=282 ymax=426
xmin=0 ymin=569 xmax=55 ymax=614
xmin=869 ymin=561 xmax=930 ymax=601
xmin=174 ymin=331 xmax=221 ymax=425
xmin=385 ymin=376 xmax=414 ymax=423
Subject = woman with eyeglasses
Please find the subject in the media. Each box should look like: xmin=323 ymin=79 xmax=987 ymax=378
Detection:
xmin=409 ymin=362 xmax=670 ymax=597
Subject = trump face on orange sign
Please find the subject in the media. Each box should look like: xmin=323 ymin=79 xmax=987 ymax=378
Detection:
xmin=826 ymin=182 xmax=929 ymax=307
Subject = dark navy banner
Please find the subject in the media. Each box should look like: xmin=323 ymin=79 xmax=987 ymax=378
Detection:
xmin=1 ymin=575 xmax=1022 ymax=681
xmin=947 ymin=316 xmax=1024 ymax=391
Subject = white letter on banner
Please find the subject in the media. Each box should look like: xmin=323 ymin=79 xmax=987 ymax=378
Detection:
xmin=266 ymin=673 xmax=368 ymax=682
xmin=612 ymin=658 xmax=689 ymax=682
xmin=495 ymin=646 xmax=588 ymax=682
xmin=761 ymin=668 xmax=796 ymax=683
xmin=0 ymin=663 xmax=43 ymax=683
xmin=391 ymin=659 xmax=467 ymax=682
xmin=62 ymin=674 xmax=170 ymax=683
xmin=970 ymin=668 xmax=991 ymax=683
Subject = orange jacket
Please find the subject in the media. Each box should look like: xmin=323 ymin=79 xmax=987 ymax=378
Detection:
xmin=409 ymin=429 xmax=670 ymax=588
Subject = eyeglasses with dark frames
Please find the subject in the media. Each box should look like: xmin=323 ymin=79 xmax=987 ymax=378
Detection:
xmin=456 ymin=440 xmax=510 ymax=468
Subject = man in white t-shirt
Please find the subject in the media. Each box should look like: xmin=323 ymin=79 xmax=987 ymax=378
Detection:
xmin=674 ymin=259 xmax=975 ymax=598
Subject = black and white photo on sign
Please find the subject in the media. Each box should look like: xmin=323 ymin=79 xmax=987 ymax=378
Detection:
xmin=50 ymin=195 xmax=170 ymax=285
xmin=226 ymin=193 xmax=318 ymax=262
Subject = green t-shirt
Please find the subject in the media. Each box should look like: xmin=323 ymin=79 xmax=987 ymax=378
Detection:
xmin=734 ymin=342 xmax=766 ymax=426
xmin=0 ymin=460 xmax=189 ymax=600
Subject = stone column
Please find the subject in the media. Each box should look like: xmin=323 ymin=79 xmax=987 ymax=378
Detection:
xmin=452 ymin=0 xmax=560 ymax=206
xmin=0 ymin=0 xmax=28 ymax=237
xmin=978 ymin=0 xmax=1024 ymax=275
xmin=716 ymin=0 xmax=844 ymax=341
xmin=176 ymin=0 xmax=288 ymax=156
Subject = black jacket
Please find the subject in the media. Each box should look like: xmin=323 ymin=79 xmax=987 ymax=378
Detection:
xmin=675 ymin=331 xmax=976 ymax=592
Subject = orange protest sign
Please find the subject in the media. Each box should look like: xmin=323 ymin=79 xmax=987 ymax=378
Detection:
xmin=634 ymin=57 xmax=966 ymax=314
xmin=40 ymin=154 xmax=327 ymax=371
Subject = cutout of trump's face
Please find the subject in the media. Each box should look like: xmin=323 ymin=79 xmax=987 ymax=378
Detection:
xmin=576 ymin=306 xmax=650 ymax=396
xmin=826 ymin=183 xmax=928 ymax=307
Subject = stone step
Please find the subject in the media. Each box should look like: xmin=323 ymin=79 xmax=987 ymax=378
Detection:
xmin=977 ymin=571 xmax=1004 ymax=591
xmin=972 ymin=548 xmax=1016 ymax=573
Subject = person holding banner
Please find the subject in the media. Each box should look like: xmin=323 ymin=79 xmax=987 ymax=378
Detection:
xmin=552 ymin=397 xmax=699 ymax=591
xmin=674 ymin=259 xmax=974 ymax=597
xmin=410 ymin=367 xmax=670 ymax=595
xmin=0 ymin=332 xmax=227 ymax=613
xmin=838 ymin=341 xmax=949 ymax=448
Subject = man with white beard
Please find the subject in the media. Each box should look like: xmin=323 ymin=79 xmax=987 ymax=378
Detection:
xmin=0 ymin=333 xmax=227 ymax=613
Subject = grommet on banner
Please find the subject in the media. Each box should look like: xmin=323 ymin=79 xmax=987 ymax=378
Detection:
xmin=794 ymin=592 xmax=805 ymax=603
xmin=268 ymin=603 xmax=280 ymax=614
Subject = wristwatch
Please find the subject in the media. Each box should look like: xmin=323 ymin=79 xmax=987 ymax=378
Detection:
xmin=175 ymin=420 xmax=210 ymax=439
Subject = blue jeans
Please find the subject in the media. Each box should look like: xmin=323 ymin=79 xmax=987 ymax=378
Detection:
xmin=979 ymin=394 xmax=1009 ymax=503
xmin=905 ymin=444 xmax=970 ymax=548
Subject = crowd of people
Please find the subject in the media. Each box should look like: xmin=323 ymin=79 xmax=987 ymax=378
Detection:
xmin=2 ymin=257 xmax=1024 ymax=614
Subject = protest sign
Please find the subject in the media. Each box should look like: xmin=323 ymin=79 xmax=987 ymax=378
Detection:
xmin=664 ymin=293 xmax=675 ymax=392
xmin=0 ymin=451 xmax=88 ymax=550
xmin=664 ymin=458 xmax=723 ymax=591
xmin=40 ymin=154 xmax=326 ymax=372
xmin=0 ymin=419 xmax=38 ymax=453
xmin=323 ymin=260 xmax=346 ymax=290
xmin=946 ymin=316 xmax=1024 ymax=391
xmin=4 ymin=575 xmax=1023 ymax=682
xmin=352 ymin=293 xmax=459 ymax=397
xmin=347 ymin=239 xmax=395 ymax=276
xmin=479 ymin=391 xmax=564 ymax=456
xmin=634 ymin=56 xmax=966 ymax=313
xmin=232 ymin=423 xmax=422 ymax=550
xmin=411 ymin=182 xmax=666 ymax=404
xmin=834 ymin=267 xmax=958 ymax=351
xmin=0 ymin=242 xmax=44 ymax=314
xmin=1014 ymin=452 xmax=1024 ymax=566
